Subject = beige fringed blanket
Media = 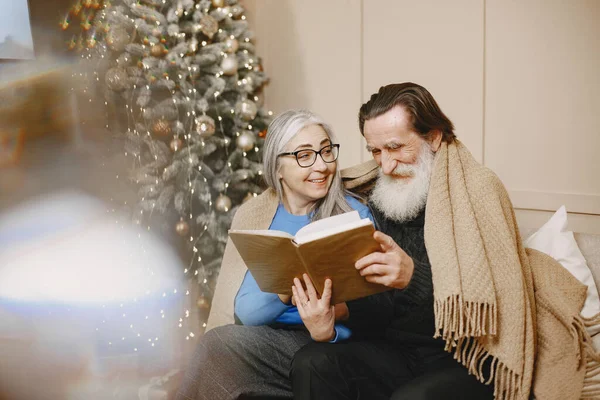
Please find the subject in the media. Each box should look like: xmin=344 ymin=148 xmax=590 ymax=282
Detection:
xmin=424 ymin=140 xmax=600 ymax=400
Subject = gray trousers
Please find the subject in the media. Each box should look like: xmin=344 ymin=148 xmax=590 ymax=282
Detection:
xmin=176 ymin=324 xmax=312 ymax=400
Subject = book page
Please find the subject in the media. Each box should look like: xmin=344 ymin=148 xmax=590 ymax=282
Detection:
xmin=295 ymin=218 xmax=373 ymax=245
xmin=294 ymin=210 xmax=360 ymax=240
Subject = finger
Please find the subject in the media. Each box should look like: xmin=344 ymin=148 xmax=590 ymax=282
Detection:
xmin=373 ymin=231 xmax=399 ymax=252
xmin=291 ymin=295 xmax=296 ymax=306
xmin=358 ymin=264 xmax=388 ymax=277
xmin=364 ymin=274 xmax=390 ymax=286
xmin=303 ymin=274 xmax=319 ymax=303
xmin=292 ymin=286 xmax=306 ymax=317
xmin=293 ymin=277 xmax=309 ymax=305
xmin=355 ymin=252 xmax=386 ymax=270
xmin=321 ymin=278 xmax=332 ymax=306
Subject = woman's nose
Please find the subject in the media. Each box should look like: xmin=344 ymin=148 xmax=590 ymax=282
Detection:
xmin=312 ymin=154 xmax=328 ymax=171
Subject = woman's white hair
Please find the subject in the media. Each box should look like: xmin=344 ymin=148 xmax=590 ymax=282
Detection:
xmin=263 ymin=109 xmax=353 ymax=220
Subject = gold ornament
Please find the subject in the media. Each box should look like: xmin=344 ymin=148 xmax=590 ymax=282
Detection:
xmin=175 ymin=219 xmax=190 ymax=236
xmin=150 ymin=43 xmax=166 ymax=57
xmin=199 ymin=14 xmax=218 ymax=38
xmin=220 ymin=56 xmax=238 ymax=75
xmin=152 ymin=119 xmax=172 ymax=137
xmin=215 ymin=194 xmax=232 ymax=213
xmin=258 ymin=129 xmax=267 ymax=138
xmin=105 ymin=67 xmax=128 ymax=91
xmin=195 ymin=115 xmax=216 ymax=137
xmin=224 ymin=37 xmax=239 ymax=53
xmin=235 ymin=99 xmax=257 ymax=121
xmin=106 ymin=26 xmax=130 ymax=52
xmin=197 ymin=296 xmax=210 ymax=310
xmin=170 ymin=138 xmax=183 ymax=152
xmin=236 ymin=131 xmax=255 ymax=152
xmin=211 ymin=0 xmax=225 ymax=8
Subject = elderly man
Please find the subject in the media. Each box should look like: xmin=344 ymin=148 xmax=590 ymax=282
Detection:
xmin=290 ymin=83 xmax=496 ymax=400
xmin=291 ymin=81 xmax=600 ymax=400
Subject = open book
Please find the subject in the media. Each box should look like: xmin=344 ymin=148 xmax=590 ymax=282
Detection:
xmin=228 ymin=210 xmax=390 ymax=304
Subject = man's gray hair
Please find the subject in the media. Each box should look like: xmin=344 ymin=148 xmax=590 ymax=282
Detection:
xmin=263 ymin=109 xmax=353 ymax=220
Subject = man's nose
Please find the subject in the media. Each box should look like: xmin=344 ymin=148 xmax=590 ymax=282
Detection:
xmin=381 ymin=152 xmax=397 ymax=175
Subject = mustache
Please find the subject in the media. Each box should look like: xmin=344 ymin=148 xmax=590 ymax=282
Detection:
xmin=390 ymin=163 xmax=417 ymax=177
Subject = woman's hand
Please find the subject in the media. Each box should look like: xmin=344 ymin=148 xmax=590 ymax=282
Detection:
xmin=292 ymin=274 xmax=336 ymax=342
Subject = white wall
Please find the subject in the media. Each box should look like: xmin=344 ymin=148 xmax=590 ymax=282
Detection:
xmin=245 ymin=0 xmax=600 ymax=234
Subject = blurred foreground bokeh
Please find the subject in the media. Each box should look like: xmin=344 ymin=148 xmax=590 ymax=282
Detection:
xmin=0 ymin=3 xmax=200 ymax=396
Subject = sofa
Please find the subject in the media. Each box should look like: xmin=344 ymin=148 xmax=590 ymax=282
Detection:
xmin=207 ymin=227 xmax=600 ymax=330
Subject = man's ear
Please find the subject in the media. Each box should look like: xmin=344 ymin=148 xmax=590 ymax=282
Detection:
xmin=430 ymin=130 xmax=443 ymax=152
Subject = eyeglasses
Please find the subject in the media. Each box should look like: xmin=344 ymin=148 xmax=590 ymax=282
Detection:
xmin=277 ymin=144 xmax=340 ymax=168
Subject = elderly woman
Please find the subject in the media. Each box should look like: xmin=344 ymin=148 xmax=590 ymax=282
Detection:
xmin=176 ymin=110 xmax=373 ymax=400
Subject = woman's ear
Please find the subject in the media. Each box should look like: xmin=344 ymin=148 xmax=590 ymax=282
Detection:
xmin=430 ymin=130 xmax=443 ymax=152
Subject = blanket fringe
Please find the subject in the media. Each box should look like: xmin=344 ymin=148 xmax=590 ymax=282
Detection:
xmin=434 ymin=295 xmax=497 ymax=345
xmin=449 ymin=336 xmax=522 ymax=400
xmin=579 ymin=314 xmax=600 ymax=398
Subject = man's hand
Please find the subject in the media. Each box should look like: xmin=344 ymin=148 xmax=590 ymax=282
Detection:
xmin=292 ymin=274 xmax=336 ymax=342
xmin=355 ymin=231 xmax=414 ymax=289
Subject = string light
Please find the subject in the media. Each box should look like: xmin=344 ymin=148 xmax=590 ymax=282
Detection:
xmin=63 ymin=0 xmax=270 ymax=356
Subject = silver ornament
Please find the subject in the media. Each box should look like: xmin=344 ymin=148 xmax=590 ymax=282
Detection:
xmin=195 ymin=115 xmax=216 ymax=137
xmin=236 ymin=131 xmax=255 ymax=152
xmin=105 ymin=67 xmax=129 ymax=91
xmin=235 ymin=99 xmax=257 ymax=121
xmin=220 ymin=56 xmax=238 ymax=75
xmin=224 ymin=37 xmax=239 ymax=53
xmin=215 ymin=194 xmax=232 ymax=213
xmin=106 ymin=26 xmax=130 ymax=52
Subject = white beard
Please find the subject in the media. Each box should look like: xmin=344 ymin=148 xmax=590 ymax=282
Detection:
xmin=370 ymin=141 xmax=435 ymax=223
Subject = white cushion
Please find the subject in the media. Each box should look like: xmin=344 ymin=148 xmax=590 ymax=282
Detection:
xmin=524 ymin=206 xmax=600 ymax=349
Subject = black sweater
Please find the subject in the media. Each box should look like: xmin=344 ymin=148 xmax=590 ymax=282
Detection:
xmin=346 ymin=204 xmax=444 ymax=349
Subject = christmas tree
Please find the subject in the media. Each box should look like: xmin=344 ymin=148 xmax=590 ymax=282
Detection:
xmin=62 ymin=0 xmax=271 ymax=319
